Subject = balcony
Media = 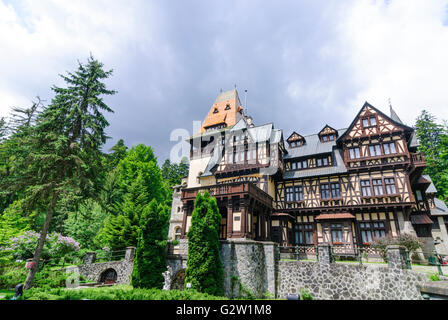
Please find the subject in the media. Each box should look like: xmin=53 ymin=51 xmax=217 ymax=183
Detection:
xmin=181 ymin=181 xmax=273 ymax=207
xmin=410 ymin=152 xmax=425 ymax=167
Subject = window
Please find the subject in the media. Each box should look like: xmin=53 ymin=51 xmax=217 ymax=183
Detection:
xmin=290 ymin=141 xmax=298 ymax=148
xmin=290 ymin=159 xmax=308 ymax=170
xmin=320 ymin=184 xmax=331 ymax=199
xmin=331 ymin=183 xmax=341 ymax=198
xmin=349 ymin=147 xmax=361 ymax=159
xmin=316 ymin=157 xmax=329 ymax=167
xmin=432 ymin=216 xmax=440 ymax=229
xmin=360 ymin=222 xmax=373 ymax=243
xmin=286 ymin=187 xmax=294 ymax=202
xmin=286 ymin=186 xmax=303 ymax=202
xmin=247 ymin=146 xmax=257 ymax=162
xmin=415 ymin=225 xmax=431 ymax=237
xmin=383 ymin=142 xmax=397 ymax=155
xmin=372 ymin=179 xmax=384 ymax=196
xmin=359 ymin=221 xmax=385 ymax=244
xmin=362 ymin=116 xmax=377 ymax=127
xmin=369 ymin=144 xmax=382 ymax=157
xmin=295 ymin=224 xmax=313 ymax=245
xmin=322 ymin=135 xmax=328 ymax=142
xmin=174 ymin=227 xmax=182 ymax=241
xmin=361 ymin=180 xmax=372 ymax=197
xmin=384 ymin=178 xmax=396 ymax=195
xmin=295 ymin=186 xmax=303 ymax=201
xmin=328 ymin=134 xmax=335 ymax=141
xmin=213 ymin=108 xmax=219 ymax=113
xmin=330 ymin=224 xmax=343 ymax=243
xmin=416 ymin=190 xmax=423 ymax=201
xmin=362 ymin=118 xmax=369 ymax=127
xmin=225 ymin=104 xmax=231 ymax=110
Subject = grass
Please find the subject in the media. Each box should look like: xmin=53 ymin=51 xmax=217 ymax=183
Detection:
xmin=0 ymin=289 xmax=15 ymax=300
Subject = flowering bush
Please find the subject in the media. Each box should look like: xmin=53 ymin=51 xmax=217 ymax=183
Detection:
xmin=5 ymin=231 xmax=80 ymax=261
xmin=371 ymin=233 xmax=422 ymax=262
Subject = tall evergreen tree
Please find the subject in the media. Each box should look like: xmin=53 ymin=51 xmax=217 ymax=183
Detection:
xmin=3 ymin=56 xmax=116 ymax=289
xmin=185 ymin=191 xmax=224 ymax=296
xmin=131 ymin=199 xmax=170 ymax=289
xmin=415 ymin=110 xmax=448 ymax=200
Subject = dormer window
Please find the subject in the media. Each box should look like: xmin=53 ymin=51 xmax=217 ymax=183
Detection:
xmin=213 ymin=108 xmax=219 ymax=114
xmin=225 ymin=104 xmax=231 ymax=110
xmin=321 ymin=134 xmax=335 ymax=142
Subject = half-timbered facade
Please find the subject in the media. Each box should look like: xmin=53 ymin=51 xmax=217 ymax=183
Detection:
xmin=170 ymin=90 xmax=448 ymax=256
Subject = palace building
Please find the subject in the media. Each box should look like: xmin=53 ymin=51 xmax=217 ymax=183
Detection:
xmin=169 ymin=89 xmax=448 ymax=257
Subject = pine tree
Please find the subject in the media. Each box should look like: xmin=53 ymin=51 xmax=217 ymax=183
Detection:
xmin=3 ymin=55 xmax=116 ymax=289
xmin=131 ymin=199 xmax=170 ymax=289
xmin=185 ymin=191 xmax=224 ymax=296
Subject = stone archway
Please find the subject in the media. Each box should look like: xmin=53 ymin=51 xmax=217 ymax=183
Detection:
xmin=170 ymin=269 xmax=186 ymax=290
xmin=100 ymin=268 xmax=118 ymax=284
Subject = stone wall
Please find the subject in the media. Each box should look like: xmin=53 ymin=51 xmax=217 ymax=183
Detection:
xmin=164 ymin=239 xmax=279 ymax=298
xmin=71 ymin=247 xmax=136 ymax=285
xmin=277 ymin=245 xmax=430 ymax=300
xmin=220 ymin=240 xmax=278 ymax=299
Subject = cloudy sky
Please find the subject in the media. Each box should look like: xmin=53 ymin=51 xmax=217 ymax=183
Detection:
xmin=1 ymin=0 xmax=448 ymax=162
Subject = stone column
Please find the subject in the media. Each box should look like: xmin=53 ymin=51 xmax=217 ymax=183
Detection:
xmin=386 ymin=245 xmax=408 ymax=270
xmin=125 ymin=247 xmax=136 ymax=261
xmin=317 ymin=245 xmax=332 ymax=266
xmin=84 ymin=252 xmax=96 ymax=265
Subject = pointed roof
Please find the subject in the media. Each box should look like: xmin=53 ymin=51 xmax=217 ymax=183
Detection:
xmin=337 ymin=102 xmax=413 ymax=143
xmin=390 ymin=105 xmax=403 ymax=124
xmin=199 ymin=89 xmax=243 ymax=133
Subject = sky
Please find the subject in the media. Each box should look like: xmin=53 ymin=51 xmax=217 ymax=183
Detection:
xmin=1 ymin=0 xmax=448 ymax=162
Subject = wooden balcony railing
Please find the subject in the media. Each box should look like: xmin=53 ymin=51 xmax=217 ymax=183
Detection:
xmin=181 ymin=181 xmax=273 ymax=207
xmin=410 ymin=152 xmax=425 ymax=166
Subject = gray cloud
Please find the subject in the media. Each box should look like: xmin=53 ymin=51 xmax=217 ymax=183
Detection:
xmin=1 ymin=0 xmax=448 ymax=162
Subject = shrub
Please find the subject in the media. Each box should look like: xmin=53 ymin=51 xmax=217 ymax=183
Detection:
xmin=0 ymin=262 xmax=73 ymax=290
xmin=299 ymin=288 xmax=313 ymax=300
xmin=429 ymin=273 xmax=440 ymax=281
xmin=5 ymin=231 xmax=80 ymax=261
xmin=21 ymin=286 xmax=227 ymax=300
xmin=371 ymin=234 xmax=422 ymax=262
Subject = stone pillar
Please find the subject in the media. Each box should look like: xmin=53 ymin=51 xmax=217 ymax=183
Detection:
xmin=386 ymin=245 xmax=408 ymax=270
xmin=125 ymin=247 xmax=136 ymax=261
xmin=318 ymin=245 xmax=332 ymax=266
xmin=84 ymin=252 xmax=96 ymax=265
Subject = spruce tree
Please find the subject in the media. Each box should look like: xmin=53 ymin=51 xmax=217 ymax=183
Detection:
xmin=131 ymin=199 xmax=170 ymax=288
xmin=3 ymin=56 xmax=116 ymax=289
xmin=185 ymin=191 xmax=224 ymax=296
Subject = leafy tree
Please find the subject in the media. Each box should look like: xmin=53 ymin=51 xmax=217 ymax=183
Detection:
xmin=131 ymin=199 xmax=170 ymax=289
xmin=415 ymin=110 xmax=448 ymax=201
xmin=64 ymin=199 xmax=109 ymax=250
xmin=185 ymin=191 xmax=224 ymax=296
xmin=2 ymin=55 xmax=116 ymax=289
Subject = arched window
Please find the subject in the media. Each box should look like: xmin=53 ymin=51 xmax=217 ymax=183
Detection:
xmin=174 ymin=227 xmax=182 ymax=241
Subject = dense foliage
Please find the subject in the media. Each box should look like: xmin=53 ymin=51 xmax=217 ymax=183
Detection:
xmin=415 ymin=110 xmax=448 ymax=201
xmin=131 ymin=199 xmax=170 ymax=289
xmin=0 ymin=56 xmax=179 ymax=290
xmin=371 ymin=234 xmax=422 ymax=262
xmin=185 ymin=191 xmax=224 ymax=296
xmin=18 ymin=285 xmax=226 ymax=300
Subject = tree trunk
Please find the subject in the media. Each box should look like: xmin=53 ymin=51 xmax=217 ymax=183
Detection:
xmin=23 ymin=190 xmax=59 ymax=290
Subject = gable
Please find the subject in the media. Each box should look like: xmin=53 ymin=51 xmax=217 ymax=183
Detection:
xmin=287 ymin=131 xmax=305 ymax=143
xmin=339 ymin=102 xmax=413 ymax=142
